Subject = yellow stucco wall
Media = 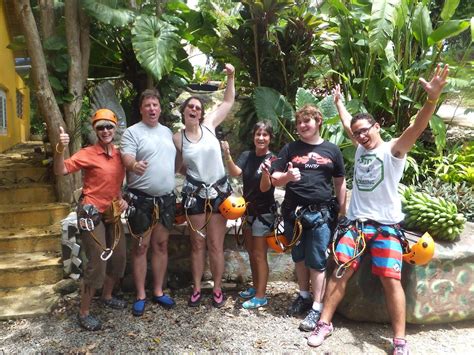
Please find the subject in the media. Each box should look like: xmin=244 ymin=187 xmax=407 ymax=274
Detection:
xmin=0 ymin=1 xmax=31 ymax=153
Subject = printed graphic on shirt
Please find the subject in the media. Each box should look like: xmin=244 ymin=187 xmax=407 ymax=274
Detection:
xmin=355 ymin=153 xmax=384 ymax=191
xmin=291 ymin=152 xmax=332 ymax=169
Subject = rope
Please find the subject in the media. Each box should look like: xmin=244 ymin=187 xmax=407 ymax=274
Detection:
xmin=332 ymin=220 xmax=367 ymax=278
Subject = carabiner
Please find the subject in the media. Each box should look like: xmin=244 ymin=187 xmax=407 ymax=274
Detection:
xmin=100 ymin=248 xmax=113 ymax=261
xmin=335 ymin=264 xmax=347 ymax=279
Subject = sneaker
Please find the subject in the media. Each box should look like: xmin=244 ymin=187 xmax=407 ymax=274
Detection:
xmin=102 ymin=297 xmax=127 ymax=310
xmin=132 ymin=299 xmax=146 ymax=317
xmin=239 ymin=287 xmax=256 ymax=299
xmin=211 ymin=290 xmax=226 ymax=308
xmin=78 ymin=314 xmax=102 ymax=331
xmin=393 ymin=338 xmax=409 ymax=355
xmin=299 ymin=309 xmax=321 ymax=332
xmin=286 ymin=295 xmax=312 ymax=317
xmin=242 ymin=296 xmax=268 ymax=309
xmin=307 ymin=321 xmax=333 ymax=347
xmin=188 ymin=290 xmax=202 ymax=307
xmin=152 ymin=294 xmax=176 ymax=309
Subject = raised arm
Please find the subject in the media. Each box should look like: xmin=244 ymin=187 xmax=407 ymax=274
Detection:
xmin=203 ymin=64 xmax=235 ymax=129
xmin=221 ymin=140 xmax=242 ymax=177
xmin=392 ymin=64 xmax=449 ymax=157
xmin=53 ymin=126 xmax=69 ymax=175
xmin=259 ymin=159 xmax=273 ymax=193
xmin=333 ymin=84 xmax=357 ymax=146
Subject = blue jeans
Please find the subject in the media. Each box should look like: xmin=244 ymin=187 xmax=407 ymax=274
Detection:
xmin=285 ymin=209 xmax=332 ymax=271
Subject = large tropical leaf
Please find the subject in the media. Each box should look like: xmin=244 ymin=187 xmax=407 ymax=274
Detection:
xmin=440 ymin=0 xmax=460 ymax=21
xmin=428 ymin=20 xmax=470 ymax=45
xmin=429 ymin=114 xmax=447 ymax=154
xmin=295 ymin=88 xmax=319 ymax=110
xmin=368 ymin=0 xmax=401 ymax=55
xmin=253 ymin=86 xmax=294 ymax=135
xmin=82 ymin=0 xmax=135 ymax=27
xmin=317 ymin=95 xmax=339 ymax=120
xmin=132 ymin=16 xmax=180 ymax=82
xmin=412 ymin=3 xmax=433 ymax=49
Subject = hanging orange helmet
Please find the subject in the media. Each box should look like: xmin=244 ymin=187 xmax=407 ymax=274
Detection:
xmin=402 ymin=232 xmax=435 ymax=266
xmin=91 ymin=108 xmax=118 ymax=126
xmin=174 ymin=202 xmax=186 ymax=225
xmin=219 ymin=194 xmax=246 ymax=220
xmin=266 ymin=220 xmax=287 ymax=253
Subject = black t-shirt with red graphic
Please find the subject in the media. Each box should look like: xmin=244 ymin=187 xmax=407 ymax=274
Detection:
xmin=272 ymin=140 xmax=345 ymax=207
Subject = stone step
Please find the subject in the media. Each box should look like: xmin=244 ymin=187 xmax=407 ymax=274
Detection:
xmin=0 ymin=203 xmax=70 ymax=228
xmin=0 ymin=252 xmax=63 ymax=288
xmin=0 ymin=284 xmax=61 ymax=320
xmin=0 ymin=225 xmax=62 ymax=254
xmin=0 ymin=184 xmax=56 ymax=204
xmin=0 ymin=166 xmax=49 ymax=185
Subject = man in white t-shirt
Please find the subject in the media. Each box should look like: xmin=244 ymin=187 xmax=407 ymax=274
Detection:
xmin=121 ymin=89 xmax=177 ymax=316
xmin=307 ymin=65 xmax=449 ymax=355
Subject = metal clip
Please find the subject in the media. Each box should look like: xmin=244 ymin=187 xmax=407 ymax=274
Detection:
xmin=335 ymin=264 xmax=346 ymax=279
xmin=100 ymin=248 xmax=113 ymax=261
xmin=79 ymin=218 xmax=95 ymax=231
xmin=197 ymin=230 xmax=206 ymax=239
xmin=184 ymin=196 xmax=197 ymax=209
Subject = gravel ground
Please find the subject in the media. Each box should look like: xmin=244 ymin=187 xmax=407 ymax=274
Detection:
xmin=1 ymin=281 xmax=473 ymax=354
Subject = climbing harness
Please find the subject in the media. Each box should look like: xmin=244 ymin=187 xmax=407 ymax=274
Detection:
xmin=124 ymin=189 xmax=160 ymax=246
xmin=78 ymin=200 xmax=122 ymax=261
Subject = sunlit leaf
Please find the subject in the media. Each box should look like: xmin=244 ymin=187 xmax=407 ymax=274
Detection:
xmin=429 ymin=114 xmax=447 ymax=153
xmin=254 ymin=86 xmax=294 ymax=134
xmin=440 ymin=0 xmax=460 ymax=21
xmin=412 ymin=3 xmax=432 ymax=49
xmin=368 ymin=0 xmax=401 ymax=55
xmin=428 ymin=20 xmax=470 ymax=45
xmin=82 ymin=0 xmax=135 ymax=27
xmin=295 ymin=88 xmax=319 ymax=110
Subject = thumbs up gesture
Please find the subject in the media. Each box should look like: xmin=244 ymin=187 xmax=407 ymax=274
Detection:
xmin=58 ymin=126 xmax=69 ymax=147
xmin=286 ymin=162 xmax=301 ymax=182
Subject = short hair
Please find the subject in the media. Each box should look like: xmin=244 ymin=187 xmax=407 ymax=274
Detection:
xmin=179 ymin=96 xmax=206 ymax=124
xmin=295 ymin=104 xmax=323 ymax=128
xmin=350 ymin=112 xmax=376 ymax=127
xmin=252 ymin=120 xmax=274 ymax=139
xmin=139 ymin=89 xmax=161 ymax=108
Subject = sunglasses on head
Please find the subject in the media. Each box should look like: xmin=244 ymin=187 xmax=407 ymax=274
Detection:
xmin=187 ymin=103 xmax=202 ymax=111
xmin=96 ymin=124 xmax=115 ymax=131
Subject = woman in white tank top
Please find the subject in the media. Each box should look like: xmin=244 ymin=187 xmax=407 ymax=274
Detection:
xmin=173 ymin=64 xmax=235 ymax=308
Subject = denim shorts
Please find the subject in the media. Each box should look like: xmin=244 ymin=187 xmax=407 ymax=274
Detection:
xmin=285 ymin=210 xmax=331 ymax=271
xmin=244 ymin=213 xmax=274 ymax=237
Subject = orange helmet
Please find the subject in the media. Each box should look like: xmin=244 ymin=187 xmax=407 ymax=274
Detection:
xmin=218 ymin=194 xmax=246 ymax=220
xmin=174 ymin=202 xmax=186 ymax=225
xmin=91 ymin=108 xmax=118 ymax=126
xmin=266 ymin=220 xmax=287 ymax=253
xmin=402 ymin=232 xmax=435 ymax=266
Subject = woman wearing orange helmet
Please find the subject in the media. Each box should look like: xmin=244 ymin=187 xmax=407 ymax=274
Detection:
xmin=54 ymin=109 xmax=128 ymax=331
xmin=173 ymin=64 xmax=235 ymax=308
xmin=221 ymin=121 xmax=276 ymax=309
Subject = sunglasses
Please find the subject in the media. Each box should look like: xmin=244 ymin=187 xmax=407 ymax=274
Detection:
xmin=352 ymin=123 xmax=375 ymax=138
xmin=187 ymin=103 xmax=202 ymax=111
xmin=96 ymin=124 xmax=115 ymax=131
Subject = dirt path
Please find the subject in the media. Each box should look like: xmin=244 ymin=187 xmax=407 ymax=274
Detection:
xmin=1 ymin=281 xmax=473 ymax=354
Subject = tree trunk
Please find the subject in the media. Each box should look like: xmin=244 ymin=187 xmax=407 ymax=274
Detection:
xmin=64 ymin=0 xmax=91 ymax=189
xmin=12 ymin=0 xmax=73 ymax=203
xmin=38 ymin=0 xmax=55 ymax=40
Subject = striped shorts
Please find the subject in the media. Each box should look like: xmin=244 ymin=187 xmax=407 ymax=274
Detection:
xmin=335 ymin=223 xmax=403 ymax=280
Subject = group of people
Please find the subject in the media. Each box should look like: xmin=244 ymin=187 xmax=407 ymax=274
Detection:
xmin=53 ymin=62 xmax=449 ymax=354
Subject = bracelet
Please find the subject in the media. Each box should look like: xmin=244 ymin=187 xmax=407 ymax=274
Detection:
xmin=225 ymin=157 xmax=233 ymax=162
xmin=55 ymin=143 xmax=64 ymax=154
xmin=426 ymin=97 xmax=438 ymax=104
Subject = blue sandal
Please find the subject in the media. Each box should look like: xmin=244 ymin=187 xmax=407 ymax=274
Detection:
xmin=152 ymin=294 xmax=176 ymax=309
xmin=239 ymin=287 xmax=256 ymax=299
xmin=132 ymin=298 xmax=146 ymax=317
xmin=242 ymin=296 xmax=268 ymax=309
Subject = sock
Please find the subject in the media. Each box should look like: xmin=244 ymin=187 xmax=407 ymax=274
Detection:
xmin=312 ymin=302 xmax=323 ymax=311
xmin=299 ymin=290 xmax=311 ymax=299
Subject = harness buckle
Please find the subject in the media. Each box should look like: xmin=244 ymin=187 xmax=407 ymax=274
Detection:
xmin=79 ymin=218 xmax=95 ymax=231
xmin=100 ymin=248 xmax=113 ymax=261
xmin=184 ymin=196 xmax=197 ymax=209
xmin=294 ymin=206 xmax=304 ymax=219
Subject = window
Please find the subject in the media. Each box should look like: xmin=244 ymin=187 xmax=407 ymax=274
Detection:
xmin=0 ymin=89 xmax=6 ymax=135
xmin=16 ymin=90 xmax=23 ymax=119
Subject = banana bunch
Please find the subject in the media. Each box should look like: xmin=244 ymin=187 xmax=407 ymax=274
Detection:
xmin=400 ymin=186 xmax=466 ymax=241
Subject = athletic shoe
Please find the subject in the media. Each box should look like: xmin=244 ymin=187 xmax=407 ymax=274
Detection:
xmin=211 ymin=290 xmax=226 ymax=308
xmin=393 ymin=338 xmax=410 ymax=355
xmin=299 ymin=309 xmax=321 ymax=331
xmin=132 ymin=299 xmax=146 ymax=317
xmin=307 ymin=321 xmax=333 ymax=347
xmin=239 ymin=287 xmax=256 ymax=299
xmin=152 ymin=294 xmax=176 ymax=309
xmin=286 ymin=295 xmax=312 ymax=317
xmin=242 ymin=296 xmax=268 ymax=309
xmin=102 ymin=297 xmax=127 ymax=310
xmin=188 ymin=290 xmax=202 ymax=307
